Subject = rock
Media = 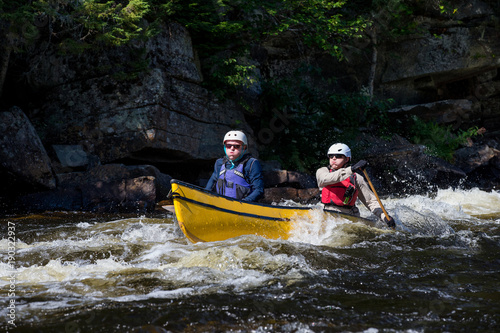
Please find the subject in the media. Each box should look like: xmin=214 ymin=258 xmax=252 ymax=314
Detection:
xmin=261 ymin=167 xmax=318 ymax=203
xmin=298 ymin=188 xmax=320 ymax=203
xmin=359 ymin=134 xmax=468 ymax=195
xmin=387 ymin=99 xmax=473 ymax=127
xmin=18 ymin=187 xmax=84 ymax=212
xmin=26 ymin=22 xmax=256 ymax=166
xmin=288 ymin=171 xmax=317 ymax=188
xmin=263 ymin=187 xmax=298 ymax=203
xmin=262 ymin=187 xmax=319 ymax=204
xmin=26 ymin=22 xmax=202 ymax=89
xmin=452 ymin=138 xmax=500 ymax=189
xmin=455 ymin=144 xmax=500 ymax=173
xmin=263 ymin=170 xmax=316 ymax=188
xmin=263 ymin=170 xmax=288 ymax=187
xmin=81 ymin=175 xmax=156 ymax=212
xmin=382 ymin=26 xmax=498 ymax=85
xmin=17 ymin=164 xmax=172 ymax=213
xmin=52 ymin=144 xmax=88 ymax=168
xmin=259 ymin=166 xmax=319 ymax=203
xmin=0 ymin=106 xmax=56 ymax=190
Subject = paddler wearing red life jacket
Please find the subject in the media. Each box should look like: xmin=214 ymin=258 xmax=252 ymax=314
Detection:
xmin=205 ymin=130 xmax=264 ymax=202
xmin=316 ymin=143 xmax=395 ymax=227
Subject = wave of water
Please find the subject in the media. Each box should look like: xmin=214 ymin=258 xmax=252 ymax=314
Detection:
xmin=1 ymin=188 xmax=499 ymax=332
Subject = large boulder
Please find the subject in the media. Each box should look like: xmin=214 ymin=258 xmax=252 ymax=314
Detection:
xmin=359 ymin=134 xmax=469 ymax=196
xmin=0 ymin=106 xmax=56 ymax=190
xmin=26 ymin=22 xmax=256 ymax=166
xmin=453 ymin=138 xmax=500 ymax=189
xmin=380 ymin=1 xmax=500 ymax=106
xmin=17 ymin=164 xmax=172 ymax=213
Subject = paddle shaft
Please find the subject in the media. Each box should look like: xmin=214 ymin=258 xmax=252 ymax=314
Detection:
xmin=361 ymin=168 xmax=391 ymax=224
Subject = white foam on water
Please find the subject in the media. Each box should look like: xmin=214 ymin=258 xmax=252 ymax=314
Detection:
xmin=380 ymin=188 xmax=500 ymax=222
xmin=120 ymin=221 xmax=177 ymax=243
xmin=0 ymin=238 xmax=29 ymax=251
xmin=433 ymin=187 xmax=500 ymax=216
xmin=288 ymin=208 xmax=384 ymax=247
xmin=163 ymin=242 xmax=309 ymax=273
xmin=12 ymin=257 xmax=130 ymax=285
xmin=390 ymin=205 xmax=455 ymax=236
xmin=76 ymin=221 xmax=95 ymax=229
xmin=350 ymin=188 xmax=500 ymax=235
xmin=136 ymin=242 xmax=192 ymax=265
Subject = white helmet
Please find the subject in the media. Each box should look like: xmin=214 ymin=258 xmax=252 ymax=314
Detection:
xmin=223 ymin=130 xmax=248 ymax=146
xmin=327 ymin=143 xmax=351 ymax=158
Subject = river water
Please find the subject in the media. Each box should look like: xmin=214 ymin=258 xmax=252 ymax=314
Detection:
xmin=1 ymin=187 xmax=499 ymax=332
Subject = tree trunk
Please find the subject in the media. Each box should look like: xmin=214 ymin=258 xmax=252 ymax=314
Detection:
xmin=367 ymin=29 xmax=377 ymax=105
xmin=0 ymin=45 xmax=11 ymax=101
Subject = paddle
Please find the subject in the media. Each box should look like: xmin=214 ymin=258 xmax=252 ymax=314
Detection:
xmin=162 ymin=205 xmax=175 ymax=213
xmin=361 ymin=168 xmax=395 ymax=230
xmin=162 ymin=189 xmax=176 ymax=213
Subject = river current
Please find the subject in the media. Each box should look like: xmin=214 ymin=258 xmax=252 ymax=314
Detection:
xmin=1 ymin=187 xmax=499 ymax=332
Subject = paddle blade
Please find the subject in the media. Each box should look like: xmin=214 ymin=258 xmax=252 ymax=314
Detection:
xmin=162 ymin=205 xmax=175 ymax=213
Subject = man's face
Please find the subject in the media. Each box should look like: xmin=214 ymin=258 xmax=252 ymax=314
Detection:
xmin=328 ymin=154 xmax=348 ymax=170
xmin=225 ymin=140 xmax=244 ymax=160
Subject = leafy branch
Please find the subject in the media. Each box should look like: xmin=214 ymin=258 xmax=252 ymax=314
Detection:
xmin=410 ymin=117 xmax=482 ymax=162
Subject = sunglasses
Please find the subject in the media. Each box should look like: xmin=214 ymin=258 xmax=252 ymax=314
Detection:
xmin=328 ymin=154 xmax=345 ymax=159
xmin=225 ymin=144 xmax=242 ymax=149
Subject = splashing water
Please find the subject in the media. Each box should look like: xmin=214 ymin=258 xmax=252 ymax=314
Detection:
xmin=434 ymin=187 xmax=500 ymax=218
xmin=288 ymin=208 xmax=386 ymax=246
xmin=1 ymin=188 xmax=499 ymax=332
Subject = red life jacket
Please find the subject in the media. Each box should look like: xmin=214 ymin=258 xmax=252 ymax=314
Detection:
xmin=321 ymin=172 xmax=358 ymax=208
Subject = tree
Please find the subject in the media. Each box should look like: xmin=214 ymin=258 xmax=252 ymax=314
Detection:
xmin=0 ymin=0 xmax=38 ymax=99
xmin=0 ymin=0 xmax=151 ymax=100
xmin=85 ymin=1 xmax=363 ymax=105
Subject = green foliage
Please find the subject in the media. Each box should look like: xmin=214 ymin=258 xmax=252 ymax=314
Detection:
xmin=154 ymin=0 xmax=369 ymax=97
xmin=208 ymin=54 xmax=258 ymax=99
xmin=0 ymin=1 xmax=152 ymax=54
xmin=370 ymin=0 xmax=420 ymax=36
xmin=438 ymin=1 xmax=458 ymax=16
xmin=0 ymin=1 xmax=40 ymax=50
xmin=262 ymin=0 xmax=367 ymax=60
xmin=410 ymin=117 xmax=481 ymax=162
xmin=258 ymin=66 xmax=395 ymax=173
xmin=52 ymin=0 xmax=151 ymax=53
xmin=76 ymin=0 xmax=150 ymax=46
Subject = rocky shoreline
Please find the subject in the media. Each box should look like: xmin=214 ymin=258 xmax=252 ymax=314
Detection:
xmin=1 ymin=104 xmax=498 ymax=214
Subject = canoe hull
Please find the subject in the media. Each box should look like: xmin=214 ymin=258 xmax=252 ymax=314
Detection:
xmin=168 ymin=179 xmax=373 ymax=243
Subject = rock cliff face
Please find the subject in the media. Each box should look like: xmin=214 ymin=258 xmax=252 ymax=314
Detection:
xmin=25 ymin=23 xmax=256 ymax=165
xmin=1 ymin=2 xmax=500 ymax=213
xmin=379 ymin=12 xmax=500 ymax=131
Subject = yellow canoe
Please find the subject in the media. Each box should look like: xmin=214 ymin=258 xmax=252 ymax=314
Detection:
xmin=166 ymin=179 xmax=375 ymax=243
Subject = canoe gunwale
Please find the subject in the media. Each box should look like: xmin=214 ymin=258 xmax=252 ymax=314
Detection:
xmin=169 ymin=179 xmax=374 ymax=223
xmin=171 ymin=195 xmax=291 ymax=221
xmin=170 ymin=179 xmax=315 ymax=212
